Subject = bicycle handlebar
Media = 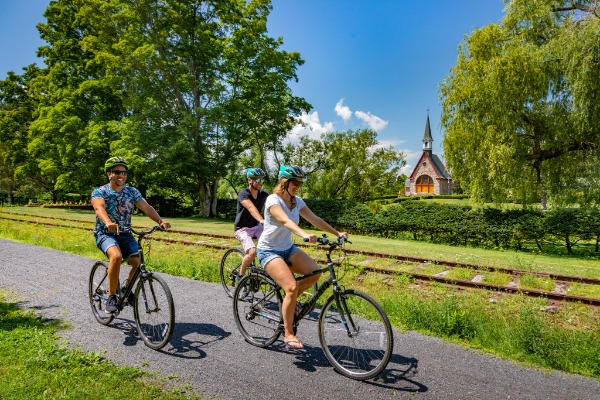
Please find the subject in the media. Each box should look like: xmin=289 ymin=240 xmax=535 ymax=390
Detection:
xmin=304 ymin=234 xmax=350 ymax=246
xmin=131 ymin=225 xmax=165 ymax=237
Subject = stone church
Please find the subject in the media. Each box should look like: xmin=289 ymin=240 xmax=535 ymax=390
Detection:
xmin=404 ymin=115 xmax=453 ymax=196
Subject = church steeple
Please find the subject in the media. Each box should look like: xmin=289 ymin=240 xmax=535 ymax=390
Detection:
xmin=423 ymin=112 xmax=433 ymax=155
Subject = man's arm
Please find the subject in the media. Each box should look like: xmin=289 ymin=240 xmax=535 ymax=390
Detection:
xmin=240 ymin=199 xmax=265 ymax=224
xmin=91 ymin=198 xmax=120 ymax=234
xmin=135 ymin=199 xmax=171 ymax=230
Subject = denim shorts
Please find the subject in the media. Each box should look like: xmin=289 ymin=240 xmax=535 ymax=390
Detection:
xmin=95 ymin=230 xmax=139 ymax=259
xmin=257 ymin=245 xmax=300 ymax=268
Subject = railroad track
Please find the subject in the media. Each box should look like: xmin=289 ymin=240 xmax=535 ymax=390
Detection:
xmin=2 ymin=211 xmax=599 ymax=306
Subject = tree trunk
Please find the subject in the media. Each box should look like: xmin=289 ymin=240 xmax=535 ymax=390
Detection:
xmin=7 ymin=185 xmax=14 ymax=205
xmin=540 ymin=187 xmax=547 ymax=210
xmin=197 ymin=182 xmax=211 ymax=217
xmin=565 ymin=234 xmax=572 ymax=254
xmin=197 ymin=177 xmax=219 ymax=217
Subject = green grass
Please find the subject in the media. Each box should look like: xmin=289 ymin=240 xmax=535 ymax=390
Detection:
xmin=481 ymin=271 xmax=514 ymax=286
xmin=444 ymin=267 xmax=477 ymax=281
xmin=2 ymin=206 xmax=600 ymax=380
xmin=568 ymin=282 xmax=600 ymax=298
xmin=4 ymin=206 xmax=600 ymax=278
xmin=0 ymin=290 xmax=200 ymax=400
xmin=519 ymin=275 xmax=557 ymax=292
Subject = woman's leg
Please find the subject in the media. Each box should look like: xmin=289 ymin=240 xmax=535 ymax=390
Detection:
xmin=288 ymin=249 xmax=321 ymax=294
xmin=265 ymin=257 xmax=302 ymax=346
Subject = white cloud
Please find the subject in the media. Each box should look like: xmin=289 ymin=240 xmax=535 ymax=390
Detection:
xmin=355 ymin=110 xmax=388 ymax=131
xmin=286 ymin=101 xmax=390 ymax=143
xmin=398 ymin=149 xmax=423 ymax=176
xmin=287 ymin=111 xmax=334 ymax=142
xmin=334 ymin=99 xmax=352 ymax=121
xmin=400 ymin=163 xmax=413 ymax=176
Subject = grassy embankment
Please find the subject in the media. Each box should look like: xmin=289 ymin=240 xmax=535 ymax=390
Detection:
xmin=0 ymin=289 xmax=201 ymax=399
xmin=1 ymin=206 xmax=599 ymax=382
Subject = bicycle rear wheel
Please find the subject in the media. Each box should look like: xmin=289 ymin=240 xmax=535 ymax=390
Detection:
xmin=134 ymin=273 xmax=175 ymax=350
xmin=318 ymin=289 xmax=393 ymax=380
xmin=233 ymin=273 xmax=283 ymax=347
xmin=220 ymin=247 xmax=245 ymax=298
xmin=89 ymin=261 xmax=115 ymax=325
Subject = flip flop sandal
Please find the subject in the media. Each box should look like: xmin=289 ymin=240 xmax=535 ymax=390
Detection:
xmin=283 ymin=337 xmax=304 ymax=349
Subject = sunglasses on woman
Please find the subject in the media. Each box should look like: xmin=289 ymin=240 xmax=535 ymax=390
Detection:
xmin=289 ymin=179 xmax=303 ymax=187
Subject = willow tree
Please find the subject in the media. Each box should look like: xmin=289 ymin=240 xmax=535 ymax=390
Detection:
xmin=440 ymin=0 xmax=600 ymax=209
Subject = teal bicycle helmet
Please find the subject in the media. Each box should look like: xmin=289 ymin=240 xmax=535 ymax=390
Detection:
xmin=104 ymin=156 xmax=128 ymax=172
xmin=247 ymin=167 xmax=266 ymax=178
xmin=278 ymin=165 xmax=305 ymax=179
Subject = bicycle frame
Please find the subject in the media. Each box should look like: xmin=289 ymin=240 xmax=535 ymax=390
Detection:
xmin=293 ymin=236 xmax=348 ymax=324
xmin=113 ymin=226 xmax=162 ymax=312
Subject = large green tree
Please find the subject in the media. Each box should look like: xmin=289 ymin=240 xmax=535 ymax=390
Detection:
xmin=0 ymin=66 xmax=42 ymax=202
xmin=30 ymin=0 xmax=124 ymax=201
xmin=280 ymin=129 xmax=406 ymax=200
xmin=440 ymin=0 xmax=600 ymax=209
xmin=77 ymin=0 xmax=309 ymax=215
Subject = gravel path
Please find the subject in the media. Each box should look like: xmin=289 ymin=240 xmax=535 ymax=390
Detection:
xmin=1 ymin=238 xmax=599 ymax=400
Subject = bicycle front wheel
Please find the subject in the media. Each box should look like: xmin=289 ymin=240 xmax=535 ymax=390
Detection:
xmin=134 ymin=273 xmax=175 ymax=350
xmin=319 ymin=289 xmax=393 ymax=380
xmin=233 ymin=273 xmax=283 ymax=347
xmin=220 ymin=247 xmax=245 ymax=298
xmin=89 ymin=261 xmax=115 ymax=325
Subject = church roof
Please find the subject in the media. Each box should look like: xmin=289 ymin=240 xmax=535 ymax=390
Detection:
xmin=430 ymin=154 xmax=451 ymax=179
xmin=409 ymin=152 xmax=451 ymax=180
xmin=423 ymin=115 xmax=433 ymax=143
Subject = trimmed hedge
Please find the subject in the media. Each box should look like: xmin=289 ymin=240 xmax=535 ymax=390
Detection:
xmin=219 ymin=198 xmax=600 ymax=254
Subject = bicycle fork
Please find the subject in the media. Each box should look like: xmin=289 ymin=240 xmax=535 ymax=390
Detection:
xmin=334 ymin=292 xmax=360 ymax=338
xmin=138 ymin=271 xmax=161 ymax=314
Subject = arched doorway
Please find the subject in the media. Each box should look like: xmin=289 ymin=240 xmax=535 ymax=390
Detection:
xmin=416 ymin=175 xmax=434 ymax=193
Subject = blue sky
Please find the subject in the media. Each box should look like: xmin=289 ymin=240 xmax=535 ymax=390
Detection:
xmin=0 ymin=0 xmax=506 ymax=174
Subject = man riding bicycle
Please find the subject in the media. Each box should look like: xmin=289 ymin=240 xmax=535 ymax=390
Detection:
xmin=233 ymin=167 xmax=269 ymax=280
xmin=91 ymin=156 xmax=171 ymax=314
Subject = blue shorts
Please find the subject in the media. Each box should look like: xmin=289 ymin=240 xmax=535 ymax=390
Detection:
xmin=257 ymin=245 xmax=300 ymax=268
xmin=95 ymin=231 xmax=139 ymax=259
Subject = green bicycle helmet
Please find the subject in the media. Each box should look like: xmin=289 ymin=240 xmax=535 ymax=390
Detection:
xmin=278 ymin=164 xmax=305 ymax=179
xmin=104 ymin=156 xmax=128 ymax=172
xmin=247 ymin=167 xmax=266 ymax=178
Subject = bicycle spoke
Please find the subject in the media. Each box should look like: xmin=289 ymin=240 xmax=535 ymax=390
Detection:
xmin=134 ymin=274 xmax=175 ymax=350
xmin=233 ymin=273 xmax=282 ymax=347
xmin=319 ymin=290 xmax=393 ymax=380
xmin=88 ymin=261 xmax=115 ymax=325
xmin=220 ymin=248 xmax=245 ymax=298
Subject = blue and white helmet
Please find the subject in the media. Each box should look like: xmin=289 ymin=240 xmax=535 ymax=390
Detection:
xmin=246 ymin=167 xmax=266 ymax=178
xmin=278 ymin=165 xmax=305 ymax=180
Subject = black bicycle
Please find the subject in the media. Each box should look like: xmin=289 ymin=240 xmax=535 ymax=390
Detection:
xmin=220 ymin=247 xmax=258 ymax=298
xmin=232 ymin=235 xmax=394 ymax=380
xmin=220 ymin=246 xmax=317 ymax=301
xmin=88 ymin=226 xmax=175 ymax=350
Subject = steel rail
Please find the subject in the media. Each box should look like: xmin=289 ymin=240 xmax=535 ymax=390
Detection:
xmin=2 ymin=213 xmax=599 ymax=306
